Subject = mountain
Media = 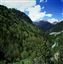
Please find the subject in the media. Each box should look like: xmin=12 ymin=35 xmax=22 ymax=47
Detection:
xmin=49 ymin=21 xmax=63 ymax=32
xmin=0 ymin=5 xmax=51 ymax=64
xmin=47 ymin=21 xmax=63 ymax=64
xmin=34 ymin=20 xmax=54 ymax=31
xmin=48 ymin=30 xmax=63 ymax=64
xmin=48 ymin=31 xmax=63 ymax=64
xmin=0 ymin=5 xmax=63 ymax=64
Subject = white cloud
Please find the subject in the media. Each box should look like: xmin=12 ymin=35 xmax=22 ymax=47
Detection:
xmin=26 ymin=5 xmax=52 ymax=21
xmin=40 ymin=0 xmax=47 ymax=3
xmin=0 ymin=0 xmax=36 ymax=12
xmin=46 ymin=14 xmax=52 ymax=17
xmin=40 ymin=0 xmax=44 ymax=2
xmin=47 ymin=18 xmax=59 ymax=24
xmin=0 ymin=0 xmax=52 ymax=21
xmin=42 ymin=6 xmax=45 ymax=9
xmin=27 ymin=5 xmax=46 ymax=21
xmin=62 ymin=13 xmax=63 ymax=15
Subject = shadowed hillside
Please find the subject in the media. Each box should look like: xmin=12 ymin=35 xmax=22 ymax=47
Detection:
xmin=34 ymin=20 xmax=54 ymax=31
xmin=49 ymin=21 xmax=63 ymax=32
xmin=0 ymin=5 xmax=51 ymax=64
xmin=0 ymin=5 xmax=63 ymax=64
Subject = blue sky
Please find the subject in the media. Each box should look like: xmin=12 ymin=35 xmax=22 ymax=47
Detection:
xmin=0 ymin=0 xmax=63 ymax=23
xmin=37 ymin=0 xmax=62 ymax=20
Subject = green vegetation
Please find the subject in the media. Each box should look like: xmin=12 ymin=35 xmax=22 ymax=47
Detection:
xmin=0 ymin=5 xmax=51 ymax=64
xmin=49 ymin=21 xmax=63 ymax=32
xmin=0 ymin=5 xmax=63 ymax=64
xmin=47 ymin=30 xmax=63 ymax=64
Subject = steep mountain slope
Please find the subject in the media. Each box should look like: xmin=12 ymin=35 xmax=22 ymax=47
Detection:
xmin=0 ymin=5 xmax=51 ymax=64
xmin=0 ymin=5 xmax=63 ymax=64
xmin=47 ymin=22 xmax=63 ymax=64
xmin=48 ymin=32 xmax=63 ymax=64
xmin=49 ymin=21 xmax=63 ymax=32
xmin=44 ymin=21 xmax=63 ymax=64
xmin=34 ymin=20 xmax=54 ymax=31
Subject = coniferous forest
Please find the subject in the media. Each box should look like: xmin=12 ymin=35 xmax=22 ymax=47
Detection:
xmin=0 ymin=5 xmax=63 ymax=64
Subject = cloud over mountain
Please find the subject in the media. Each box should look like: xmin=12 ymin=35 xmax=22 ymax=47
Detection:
xmin=0 ymin=0 xmax=36 ymax=12
xmin=27 ymin=5 xmax=52 ymax=21
xmin=47 ymin=18 xmax=59 ymax=24
xmin=0 ymin=0 xmax=53 ymax=22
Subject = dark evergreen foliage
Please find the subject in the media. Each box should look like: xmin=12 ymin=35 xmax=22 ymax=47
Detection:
xmin=0 ymin=5 xmax=63 ymax=64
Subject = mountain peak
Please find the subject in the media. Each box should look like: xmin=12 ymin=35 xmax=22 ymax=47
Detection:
xmin=34 ymin=20 xmax=54 ymax=31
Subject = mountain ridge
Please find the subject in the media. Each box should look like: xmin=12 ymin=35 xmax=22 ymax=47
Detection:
xmin=34 ymin=20 xmax=55 ymax=31
xmin=0 ymin=5 xmax=63 ymax=64
xmin=0 ymin=5 xmax=50 ymax=64
xmin=49 ymin=21 xmax=63 ymax=32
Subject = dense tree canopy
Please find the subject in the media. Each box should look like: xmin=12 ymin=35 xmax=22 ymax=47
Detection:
xmin=0 ymin=5 xmax=63 ymax=64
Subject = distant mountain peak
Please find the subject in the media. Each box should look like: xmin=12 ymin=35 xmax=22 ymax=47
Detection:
xmin=49 ymin=21 xmax=63 ymax=32
xmin=47 ymin=18 xmax=60 ymax=25
xmin=34 ymin=20 xmax=54 ymax=31
xmin=51 ymin=21 xmax=61 ymax=25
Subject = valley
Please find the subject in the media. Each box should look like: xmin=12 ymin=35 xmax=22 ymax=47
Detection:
xmin=0 ymin=5 xmax=63 ymax=64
